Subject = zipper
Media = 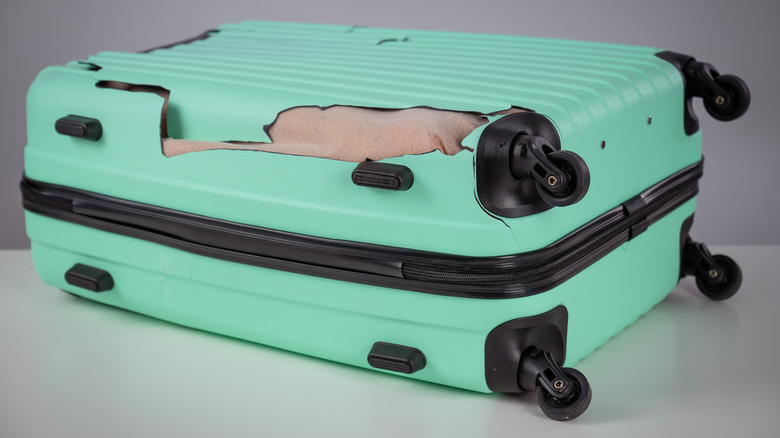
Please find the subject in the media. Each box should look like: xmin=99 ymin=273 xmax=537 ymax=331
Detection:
xmin=20 ymin=160 xmax=701 ymax=299
xmin=403 ymin=162 xmax=702 ymax=286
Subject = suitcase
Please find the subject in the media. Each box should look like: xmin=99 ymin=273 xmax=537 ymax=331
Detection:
xmin=21 ymin=21 xmax=750 ymax=421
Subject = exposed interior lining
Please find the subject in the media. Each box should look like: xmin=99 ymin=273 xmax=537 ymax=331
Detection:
xmin=96 ymin=80 xmax=525 ymax=162
xmin=165 ymin=105 xmax=527 ymax=162
xmin=164 ymin=106 xmax=527 ymax=162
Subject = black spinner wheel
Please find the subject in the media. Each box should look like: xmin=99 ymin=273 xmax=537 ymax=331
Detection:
xmin=535 ymin=367 xmax=592 ymax=421
xmin=536 ymin=150 xmax=590 ymax=208
xmin=695 ymin=254 xmax=742 ymax=301
xmin=704 ymin=74 xmax=750 ymax=121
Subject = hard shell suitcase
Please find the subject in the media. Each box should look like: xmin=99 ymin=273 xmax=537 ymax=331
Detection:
xmin=21 ymin=21 xmax=749 ymax=420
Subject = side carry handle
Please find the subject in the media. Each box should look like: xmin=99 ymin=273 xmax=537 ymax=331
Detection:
xmin=55 ymin=115 xmax=103 ymax=141
xmin=352 ymin=161 xmax=414 ymax=191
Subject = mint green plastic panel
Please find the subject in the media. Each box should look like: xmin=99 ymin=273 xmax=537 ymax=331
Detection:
xmin=26 ymin=21 xmax=700 ymax=256
xmin=25 ymin=197 xmax=695 ymax=393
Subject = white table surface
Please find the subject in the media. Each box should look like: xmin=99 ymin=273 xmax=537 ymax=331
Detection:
xmin=1 ymin=246 xmax=778 ymax=437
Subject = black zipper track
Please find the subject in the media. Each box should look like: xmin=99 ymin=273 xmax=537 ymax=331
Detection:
xmin=20 ymin=160 xmax=702 ymax=299
xmin=402 ymin=162 xmax=702 ymax=285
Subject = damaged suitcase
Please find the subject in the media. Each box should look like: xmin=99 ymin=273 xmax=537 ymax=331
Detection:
xmin=21 ymin=21 xmax=750 ymax=420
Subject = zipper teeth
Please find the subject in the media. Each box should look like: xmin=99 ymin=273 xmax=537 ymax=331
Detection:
xmin=401 ymin=216 xmax=625 ymax=285
xmin=401 ymin=264 xmax=550 ymax=284
xmin=401 ymin=226 xmax=615 ymax=285
xmin=402 ymin=172 xmax=700 ymax=286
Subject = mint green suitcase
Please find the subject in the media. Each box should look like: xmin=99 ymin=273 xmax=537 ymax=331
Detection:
xmin=21 ymin=21 xmax=749 ymax=420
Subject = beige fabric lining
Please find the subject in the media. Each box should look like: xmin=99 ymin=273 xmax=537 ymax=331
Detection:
xmin=162 ymin=106 xmax=523 ymax=162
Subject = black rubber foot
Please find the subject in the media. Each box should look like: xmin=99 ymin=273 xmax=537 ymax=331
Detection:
xmin=536 ymin=368 xmax=592 ymax=421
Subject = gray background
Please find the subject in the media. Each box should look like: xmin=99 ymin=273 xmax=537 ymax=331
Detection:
xmin=2 ymin=0 xmax=778 ymax=248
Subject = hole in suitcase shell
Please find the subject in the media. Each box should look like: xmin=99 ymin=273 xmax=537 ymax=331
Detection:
xmin=96 ymin=81 xmax=172 ymax=138
xmin=163 ymin=105 xmax=526 ymax=162
xmin=96 ymin=80 xmax=526 ymax=162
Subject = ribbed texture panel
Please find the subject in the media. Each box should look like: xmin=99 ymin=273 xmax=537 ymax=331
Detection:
xmin=86 ymin=21 xmax=672 ymax=140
